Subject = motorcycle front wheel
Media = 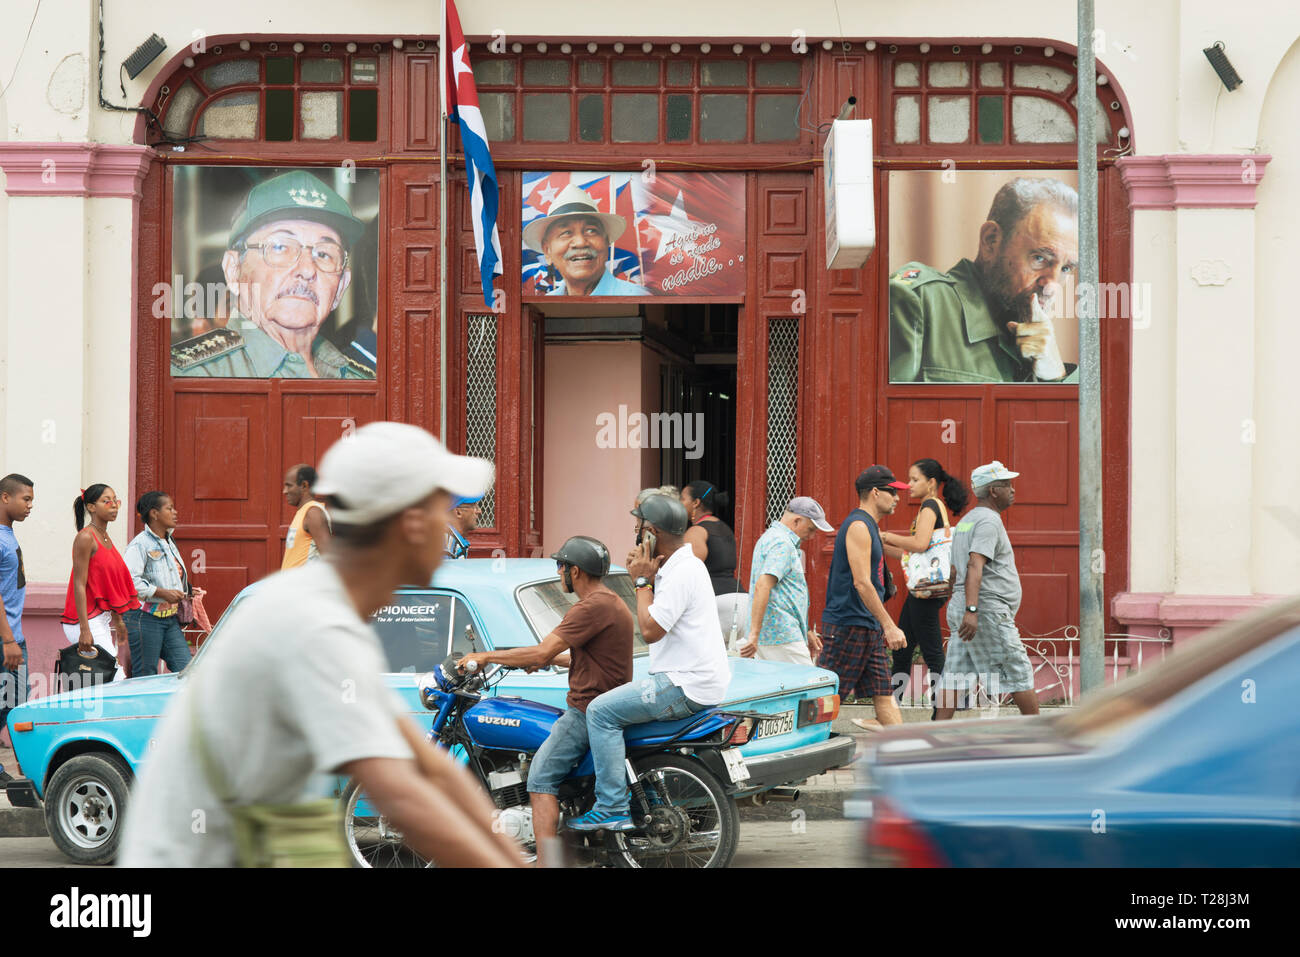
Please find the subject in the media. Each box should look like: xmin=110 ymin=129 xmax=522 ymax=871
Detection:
xmin=340 ymin=779 xmax=435 ymax=868
xmin=608 ymin=754 xmax=740 ymax=868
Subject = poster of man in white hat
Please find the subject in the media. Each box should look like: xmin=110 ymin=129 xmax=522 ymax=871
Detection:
xmin=521 ymin=171 xmax=746 ymax=298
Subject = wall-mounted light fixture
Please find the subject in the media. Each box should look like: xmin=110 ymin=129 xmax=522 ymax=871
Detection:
xmin=122 ymin=33 xmax=167 ymax=80
xmin=1203 ymin=41 xmax=1243 ymax=92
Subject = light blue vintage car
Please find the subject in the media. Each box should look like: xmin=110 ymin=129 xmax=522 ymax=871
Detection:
xmin=5 ymin=559 xmax=852 ymax=864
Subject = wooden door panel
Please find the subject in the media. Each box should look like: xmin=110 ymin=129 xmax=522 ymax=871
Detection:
xmin=173 ymin=392 xmax=272 ymax=529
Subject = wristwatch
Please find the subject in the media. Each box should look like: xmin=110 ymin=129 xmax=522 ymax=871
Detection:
xmin=634 ymin=576 xmax=653 ymax=592
xmin=965 ymin=605 xmax=978 ymax=614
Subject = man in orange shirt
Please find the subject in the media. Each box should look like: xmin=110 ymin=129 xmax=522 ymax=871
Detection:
xmin=282 ymin=464 xmax=332 ymax=569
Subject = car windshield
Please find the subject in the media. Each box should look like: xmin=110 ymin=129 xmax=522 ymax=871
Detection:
xmin=516 ymin=572 xmax=650 ymax=657
xmin=1056 ymin=596 xmax=1300 ymax=741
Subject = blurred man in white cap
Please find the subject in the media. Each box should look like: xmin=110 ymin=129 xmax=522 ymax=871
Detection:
xmin=934 ymin=460 xmax=1039 ymax=720
xmin=738 ymin=496 xmax=834 ymax=664
xmin=121 ymin=422 xmax=522 ymax=868
xmin=523 ymin=184 xmax=645 ymax=296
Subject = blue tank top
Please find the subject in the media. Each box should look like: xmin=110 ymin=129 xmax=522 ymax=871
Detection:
xmin=822 ymin=508 xmax=884 ymax=627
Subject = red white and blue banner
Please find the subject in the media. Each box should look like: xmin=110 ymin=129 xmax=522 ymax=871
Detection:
xmin=445 ymin=0 xmax=502 ymax=307
xmin=521 ymin=171 xmax=746 ymax=298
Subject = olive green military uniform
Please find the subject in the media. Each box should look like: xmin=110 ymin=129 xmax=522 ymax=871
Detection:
xmin=171 ymin=322 xmax=375 ymax=379
xmin=889 ymin=258 xmax=1078 ymax=384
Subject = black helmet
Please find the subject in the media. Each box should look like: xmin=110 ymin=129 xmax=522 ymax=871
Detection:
xmin=550 ymin=536 xmax=611 ymax=578
xmin=630 ymin=493 xmax=689 ymax=536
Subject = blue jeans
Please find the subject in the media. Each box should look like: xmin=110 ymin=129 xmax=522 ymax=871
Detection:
xmin=585 ymin=672 xmax=705 ymax=816
xmin=0 ymin=640 xmax=28 ymax=774
xmin=125 ymin=609 xmax=192 ymax=677
xmin=527 ymin=707 xmax=589 ymax=796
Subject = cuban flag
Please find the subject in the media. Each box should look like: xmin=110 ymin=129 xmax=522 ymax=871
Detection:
xmin=445 ymin=0 xmax=503 ymax=307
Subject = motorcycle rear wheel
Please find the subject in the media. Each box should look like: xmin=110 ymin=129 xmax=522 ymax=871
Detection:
xmin=608 ymin=754 xmax=739 ymax=868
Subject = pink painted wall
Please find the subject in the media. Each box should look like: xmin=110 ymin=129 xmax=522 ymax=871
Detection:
xmin=542 ymin=341 xmax=661 ymax=563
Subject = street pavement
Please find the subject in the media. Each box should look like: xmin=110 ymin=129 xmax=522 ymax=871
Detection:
xmin=1 ymin=821 xmax=863 ymax=868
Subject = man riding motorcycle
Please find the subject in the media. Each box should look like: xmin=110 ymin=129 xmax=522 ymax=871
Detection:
xmin=457 ymin=536 xmax=633 ymax=864
xmin=569 ymin=494 xmax=731 ymax=832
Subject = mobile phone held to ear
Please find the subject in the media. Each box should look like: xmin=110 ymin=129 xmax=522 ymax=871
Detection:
xmin=636 ymin=528 xmax=657 ymax=555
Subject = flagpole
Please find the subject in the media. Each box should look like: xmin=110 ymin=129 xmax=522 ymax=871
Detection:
xmin=438 ymin=0 xmax=449 ymax=441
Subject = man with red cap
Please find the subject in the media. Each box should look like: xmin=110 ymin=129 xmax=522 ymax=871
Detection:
xmin=818 ymin=466 xmax=910 ymax=728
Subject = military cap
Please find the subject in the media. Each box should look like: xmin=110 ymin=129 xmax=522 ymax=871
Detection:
xmin=228 ymin=170 xmax=366 ymax=250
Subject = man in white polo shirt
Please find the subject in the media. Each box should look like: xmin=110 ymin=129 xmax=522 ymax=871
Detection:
xmin=569 ymin=493 xmax=731 ymax=832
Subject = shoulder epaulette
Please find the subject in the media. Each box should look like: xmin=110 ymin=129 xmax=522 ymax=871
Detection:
xmin=170 ymin=328 xmax=246 ymax=369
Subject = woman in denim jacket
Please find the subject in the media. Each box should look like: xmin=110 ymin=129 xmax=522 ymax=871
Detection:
xmin=123 ymin=491 xmax=201 ymax=676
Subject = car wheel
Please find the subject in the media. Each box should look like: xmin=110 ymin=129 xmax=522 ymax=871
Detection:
xmin=43 ymin=753 xmax=132 ymax=866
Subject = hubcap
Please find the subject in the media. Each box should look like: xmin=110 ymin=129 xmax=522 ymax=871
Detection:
xmin=61 ymin=775 xmax=118 ymax=849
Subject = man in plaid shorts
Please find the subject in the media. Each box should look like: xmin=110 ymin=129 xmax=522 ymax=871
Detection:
xmin=818 ymin=466 xmax=909 ymax=727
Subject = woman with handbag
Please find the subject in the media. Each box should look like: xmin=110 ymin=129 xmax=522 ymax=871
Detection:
xmin=59 ymin=484 xmax=140 ymax=679
xmin=680 ymin=481 xmax=749 ymax=652
xmin=880 ymin=459 xmax=970 ymax=708
xmin=123 ymin=491 xmax=200 ymax=677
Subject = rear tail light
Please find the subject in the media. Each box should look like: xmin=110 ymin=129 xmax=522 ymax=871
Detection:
xmin=865 ymin=796 xmax=947 ymax=868
xmin=798 ymin=694 xmax=840 ymax=727
xmin=726 ymin=717 xmax=754 ymax=745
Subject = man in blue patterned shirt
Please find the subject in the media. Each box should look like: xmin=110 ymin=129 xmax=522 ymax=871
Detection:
xmin=738 ymin=497 xmax=834 ymax=665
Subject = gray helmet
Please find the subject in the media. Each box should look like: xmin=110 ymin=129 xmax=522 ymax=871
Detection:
xmin=550 ymin=536 xmax=611 ymax=578
xmin=630 ymin=493 xmax=689 ymax=536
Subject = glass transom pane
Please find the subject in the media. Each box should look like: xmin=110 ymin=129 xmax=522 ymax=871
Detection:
xmin=666 ymin=93 xmax=691 ymax=141
xmin=979 ymin=62 xmax=1004 ymax=87
xmin=523 ymin=93 xmax=571 ymax=141
xmin=613 ymin=60 xmax=657 ymax=86
xmin=198 ymin=91 xmax=259 ymax=139
xmin=301 ymin=91 xmax=342 ymax=138
xmin=928 ymin=94 xmax=970 ymax=143
xmin=301 ymin=58 xmax=343 ymax=83
xmin=350 ymin=58 xmax=378 ymax=83
xmin=579 ymin=60 xmax=604 ymax=86
xmin=701 ymin=61 xmax=745 ymax=86
xmin=1011 ymin=95 xmax=1073 ymax=142
xmin=928 ymin=61 xmax=970 ymax=87
xmin=757 ymin=60 xmax=801 ymax=87
xmin=1012 ymin=64 xmax=1072 ymax=93
xmin=523 ymin=59 xmax=570 ymax=86
xmin=666 ymin=60 xmax=692 ymax=86
xmin=612 ymin=93 xmax=657 ymax=142
xmin=894 ymin=62 xmax=920 ymax=87
xmin=201 ymin=59 xmax=258 ymax=90
xmin=893 ymin=95 xmax=920 ymax=143
xmin=473 ymin=59 xmax=515 ymax=86
xmin=163 ymin=80 xmax=203 ymax=137
xmin=579 ymin=94 xmax=603 ymax=141
xmin=480 ymin=92 xmax=514 ymax=141
xmin=700 ymin=93 xmax=746 ymax=141
xmin=755 ymin=94 xmax=799 ymax=142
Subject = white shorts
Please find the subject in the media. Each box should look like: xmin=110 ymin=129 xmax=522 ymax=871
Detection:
xmin=63 ymin=611 xmax=125 ymax=680
xmin=756 ymin=639 xmax=814 ymax=666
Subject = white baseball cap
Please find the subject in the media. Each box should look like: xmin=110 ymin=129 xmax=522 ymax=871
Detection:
xmin=970 ymin=460 xmax=1020 ymax=489
xmin=313 ymin=422 xmax=494 ymax=525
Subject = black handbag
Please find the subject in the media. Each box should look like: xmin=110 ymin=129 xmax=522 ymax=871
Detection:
xmin=57 ymin=644 xmax=117 ymax=693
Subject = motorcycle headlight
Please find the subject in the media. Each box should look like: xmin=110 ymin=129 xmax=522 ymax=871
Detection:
xmin=417 ymin=671 xmax=440 ymax=709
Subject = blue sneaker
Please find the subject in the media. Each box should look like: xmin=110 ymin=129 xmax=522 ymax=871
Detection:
xmin=566 ymin=809 xmax=635 ymax=832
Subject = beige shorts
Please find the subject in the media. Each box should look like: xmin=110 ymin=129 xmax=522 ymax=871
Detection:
xmin=756 ymin=639 xmax=814 ymax=666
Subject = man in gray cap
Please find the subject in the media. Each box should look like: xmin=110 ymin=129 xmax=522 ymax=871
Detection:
xmin=738 ymin=496 xmax=834 ymax=665
xmin=935 ymin=460 xmax=1039 ymax=719
xmin=121 ymin=422 xmax=522 ymax=867
xmin=171 ymin=170 xmax=374 ymax=379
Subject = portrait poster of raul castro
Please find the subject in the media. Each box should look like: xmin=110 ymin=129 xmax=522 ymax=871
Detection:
xmin=167 ymin=166 xmax=380 ymax=379
xmin=888 ymin=170 xmax=1080 ymax=384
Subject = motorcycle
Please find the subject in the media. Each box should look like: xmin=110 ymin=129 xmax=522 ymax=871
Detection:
xmin=341 ymin=657 xmax=761 ymax=868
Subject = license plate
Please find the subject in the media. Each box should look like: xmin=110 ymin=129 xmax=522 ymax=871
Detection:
xmin=754 ymin=710 xmax=795 ymax=739
xmin=721 ymin=748 xmax=750 ymax=784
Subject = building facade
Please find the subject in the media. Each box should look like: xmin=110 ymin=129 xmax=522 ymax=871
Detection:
xmin=2 ymin=1 xmax=1296 ymax=697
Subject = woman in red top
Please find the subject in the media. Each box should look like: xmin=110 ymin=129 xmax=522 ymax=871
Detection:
xmin=60 ymin=484 xmax=140 ymax=675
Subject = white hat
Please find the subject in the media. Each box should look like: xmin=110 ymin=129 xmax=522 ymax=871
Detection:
xmin=970 ymin=460 xmax=1020 ymax=489
xmin=314 ymin=422 xmax=494 ymax=525
xmin=522 ymin=183 xmax=627 ymax=253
